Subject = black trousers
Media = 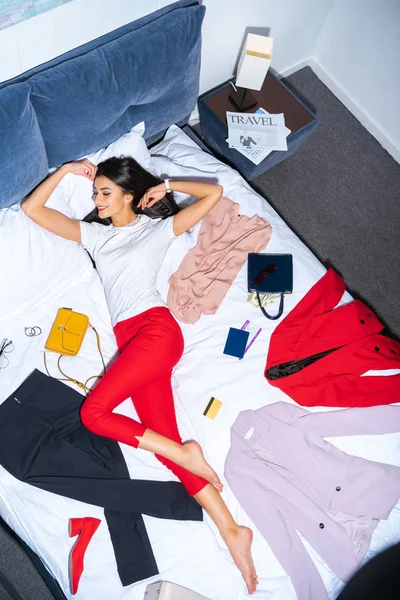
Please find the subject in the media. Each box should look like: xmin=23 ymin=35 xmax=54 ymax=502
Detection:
xmin=0 ymin=370 xmax=202 ymax=586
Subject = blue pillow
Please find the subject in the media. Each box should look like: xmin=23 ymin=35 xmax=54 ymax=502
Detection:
xmin=0 ymin=83 xmax=48 ymax=209
xmin=28 ymin=5 xmax=204 ymax=167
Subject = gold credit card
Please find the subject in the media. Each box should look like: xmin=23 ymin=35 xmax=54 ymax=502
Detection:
xmin=203 ymin=397 xmax=222 ymax=420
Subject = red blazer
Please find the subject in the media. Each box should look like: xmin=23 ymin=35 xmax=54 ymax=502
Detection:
xmin=265 ymin=269 xmax=400 ymax=407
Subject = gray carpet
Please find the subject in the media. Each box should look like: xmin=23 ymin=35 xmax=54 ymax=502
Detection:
xmin=251 ymin=66 xmax=400 ymax=339
xmin=0 ymin=521 xmax=55 ymax=599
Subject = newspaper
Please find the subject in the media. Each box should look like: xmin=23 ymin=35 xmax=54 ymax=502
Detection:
xmin=227 ymin=108 xmax=291 ymax=165
xmin=227 ymin=110 xmax=288 ymax=151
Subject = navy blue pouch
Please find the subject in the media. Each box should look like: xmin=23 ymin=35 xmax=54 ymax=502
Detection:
xmin=247 ymin=254 xmax=293 ymax=320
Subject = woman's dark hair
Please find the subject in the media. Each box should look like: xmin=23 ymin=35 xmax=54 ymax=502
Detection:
xmin=83 ymin=155 xmax=180 ymax=225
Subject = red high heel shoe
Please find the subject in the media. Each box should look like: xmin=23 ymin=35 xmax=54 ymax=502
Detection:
xmin=69 ymin=517 xmax=101 ymax=595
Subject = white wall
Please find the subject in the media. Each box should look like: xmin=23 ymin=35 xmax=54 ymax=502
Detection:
xmin=0 ymin=0 xmax=333 ymax=88
xmin=199 ymin=0 xmax=333 ymax=94
xmin=312 ymin=0 xmax=400 ymax=161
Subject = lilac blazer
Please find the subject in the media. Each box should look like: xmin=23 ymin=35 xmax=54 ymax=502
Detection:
xmin=224 ymin=402 xmax=400 ymax=600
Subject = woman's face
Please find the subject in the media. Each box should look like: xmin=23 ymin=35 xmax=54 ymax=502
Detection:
xmin=92 ymin=175 xmax=133 ymax=220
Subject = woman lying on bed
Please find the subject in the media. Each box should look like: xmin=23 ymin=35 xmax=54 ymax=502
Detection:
xmin=22 ymin=156 xmax=258 ymax=594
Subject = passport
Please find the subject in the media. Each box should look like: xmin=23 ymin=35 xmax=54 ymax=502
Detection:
xmin=223 ymin=327 xmax=249 ymax=359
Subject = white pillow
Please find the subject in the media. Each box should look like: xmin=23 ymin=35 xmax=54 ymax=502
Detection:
xmin=87 ymin=121 xmax=152 ymax=170
xmin=0 ymin=123 xmax=154 ymax=321
xmin=61 ymin=122 xmax=156 ymax=219
xmin=0 ymin=193 xmax=92 ymax=321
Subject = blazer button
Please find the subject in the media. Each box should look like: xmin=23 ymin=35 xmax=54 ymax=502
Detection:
xmin=360 ymin=319 xmax=365 ymax=325
xmin=374 ymin=346 xmax=380 ymax=352
xmin=391 ymin=349 xmax=397 ymax=355
xmin=336 ymin=486 xmax=341 ymax=491
xmin=319 ymin=523 xmax=324 ymax=529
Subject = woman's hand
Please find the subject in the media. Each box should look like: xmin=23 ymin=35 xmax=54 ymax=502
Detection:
xmin=62 ymin=159 xmax=97 ymax=181
xmin=21 ymin=160 xmax=90 ymax=244
xmin=138 ymin=183 xmax=167 ymax=209
xmin=163 ymin=181 xmax=223 ymax=236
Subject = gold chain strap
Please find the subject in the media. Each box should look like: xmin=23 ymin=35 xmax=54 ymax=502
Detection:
xmin=43 ymin=324 xmax=106 ymax=395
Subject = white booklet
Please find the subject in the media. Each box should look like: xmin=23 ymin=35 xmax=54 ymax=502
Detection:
xmin=227 ymin=110 xmax=288 ymax=151
xmin=227 ymin=108 xmax=291 ymax=165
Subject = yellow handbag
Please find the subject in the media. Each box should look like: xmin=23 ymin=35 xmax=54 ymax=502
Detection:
xmin=44 ymin=307 xmax=106 ymax=394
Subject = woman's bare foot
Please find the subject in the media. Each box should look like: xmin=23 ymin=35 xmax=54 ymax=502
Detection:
xmin=182 ymin=441 xmax=223 ymax=492
xmin=225 ymin=526 xmax=258 ymax=595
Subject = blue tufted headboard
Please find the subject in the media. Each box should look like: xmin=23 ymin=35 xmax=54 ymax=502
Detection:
xmin=0 ymin=0 xmax=205 ymax=209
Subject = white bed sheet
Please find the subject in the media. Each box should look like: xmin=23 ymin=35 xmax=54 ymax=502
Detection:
xmin=1 ymin=125 xmax=399 ymax=600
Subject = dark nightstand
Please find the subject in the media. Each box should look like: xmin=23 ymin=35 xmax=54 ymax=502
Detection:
xmin=197 ymin=71 xmax=318 ymax=180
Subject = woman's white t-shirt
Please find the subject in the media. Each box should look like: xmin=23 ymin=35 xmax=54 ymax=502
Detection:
xmin=80 ymin=215 xmax=176 ymax=326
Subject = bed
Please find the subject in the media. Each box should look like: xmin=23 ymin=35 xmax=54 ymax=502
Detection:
xmin=1 ymin=1 xmax=400 ymax=599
